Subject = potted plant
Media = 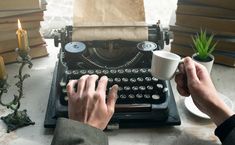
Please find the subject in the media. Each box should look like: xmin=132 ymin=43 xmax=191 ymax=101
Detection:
xmin=191 ymin=30 xmax=217 ymax=73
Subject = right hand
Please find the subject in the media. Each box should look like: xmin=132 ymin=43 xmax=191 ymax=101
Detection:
xmin=175 ymin=57 xmax=234 ymax=126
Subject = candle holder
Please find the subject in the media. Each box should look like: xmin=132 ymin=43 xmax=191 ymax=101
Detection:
xmin=0 ymin=49 xmax=34 ymax=133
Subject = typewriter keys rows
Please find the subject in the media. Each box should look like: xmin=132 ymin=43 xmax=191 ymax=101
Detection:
xmin=61 ymin=68 xmax=168 ymax=105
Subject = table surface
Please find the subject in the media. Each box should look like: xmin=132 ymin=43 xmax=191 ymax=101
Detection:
xmin=0 ymin=39 xmax=234 ymax=145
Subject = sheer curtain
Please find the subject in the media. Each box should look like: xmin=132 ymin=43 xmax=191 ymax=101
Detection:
xmin=41 ymin=0 xmax=177 ymax=37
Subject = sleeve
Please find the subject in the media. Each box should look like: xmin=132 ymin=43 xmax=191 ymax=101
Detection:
xmin=215 ymin=114 xmax=235 ymax=145
xmin=51 ymin=118 xmax=109 ymax=145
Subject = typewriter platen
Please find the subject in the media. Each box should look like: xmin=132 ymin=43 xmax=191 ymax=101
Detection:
xmin=44 ymin=25 xmax=181 ymax=128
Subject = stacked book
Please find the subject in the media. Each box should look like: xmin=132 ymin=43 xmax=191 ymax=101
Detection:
xmin=0 ymin=0 xmax=48 ymax=64
xmin=170 ymin=0 xmax=235 ymax=67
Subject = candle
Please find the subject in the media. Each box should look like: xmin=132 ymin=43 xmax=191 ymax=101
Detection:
xmin=16 ymin=19 xmax=29 ymax=52
xmin=0 ymin=56 xmax=6 ymax=80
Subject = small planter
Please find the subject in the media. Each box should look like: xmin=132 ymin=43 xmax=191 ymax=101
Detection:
xmin=192 ymin=53 xmax=214 ymax=74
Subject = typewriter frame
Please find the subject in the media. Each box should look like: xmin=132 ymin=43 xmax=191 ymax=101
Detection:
xmin=44 ymin=25 xmax=181 ymax=128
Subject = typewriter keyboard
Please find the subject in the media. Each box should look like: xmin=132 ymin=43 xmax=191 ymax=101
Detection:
xmin=60 ymin=68 xmax=168 ymax=106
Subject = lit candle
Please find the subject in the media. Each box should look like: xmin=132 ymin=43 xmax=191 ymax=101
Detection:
xmin=16 ymin=19 xmax=29 ymax=52
xmin=0 ymin=56 xmax=6 ymax=80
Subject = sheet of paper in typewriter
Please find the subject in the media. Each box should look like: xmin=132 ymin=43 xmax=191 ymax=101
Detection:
xmin=72 ymin=0 xmax=148 ymax=41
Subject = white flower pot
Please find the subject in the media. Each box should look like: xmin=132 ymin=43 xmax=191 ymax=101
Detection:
xmin=192 ymin=53 xmax=214 ymax=74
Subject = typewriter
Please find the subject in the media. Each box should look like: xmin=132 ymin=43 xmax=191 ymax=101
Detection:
xmin=44 ymin=25 xmax=181 ymax=128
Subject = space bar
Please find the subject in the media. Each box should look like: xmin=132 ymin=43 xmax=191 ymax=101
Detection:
xmin=115 ymin=104 xmax=151 ymax=112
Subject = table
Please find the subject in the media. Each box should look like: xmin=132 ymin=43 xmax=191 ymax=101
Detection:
xmin=0 ymin=39 xmax=234 ymax=145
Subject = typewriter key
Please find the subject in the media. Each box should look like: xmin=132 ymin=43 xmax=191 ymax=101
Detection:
xmin=132 ymin=69 xmax=139 ymax=73
xmin=147 ymin=85 xmax=154 ymax=90
xmin=139 ymin=86 xmax=146 ymax=91
xmin=137 ymin=77 xmax=144 ymax=82
xmin=108 ymin=78 xmax=114 ymax=83
xmin=145 ymin=77 xmax=152 ymax=82
xmin=130 ymin=78 xmax=137 ymax=83
xmin=102 ymin=70 xmax=109 ymax=74
xmin=88 ymin=70 xmax=94 ymax=74
xmin=62 ymin=88 xmax=67 ymax=93
xmin=132 ymin=86 xmax=138 ymax=91
xmin=117 ymin=69 xmax=124 ymax=74
xmin=95 ymin=70 xmax=102 ymax=74
xmin=124 ymin=86 xmax=131 ymax=91
xmin=144 ymin=94 xmax=151 ymax=99
xmin=157 ymin=84 xmax=163 ymax=89
xmin=120 ymin=94 xmax=127 ymax=99
xmin=125 ymin=69 xmax=132 ymax=73
xmin=114 ymin=78 xmax=121 ymax=83
xmin=80 ymin=70 xmax=87 ymax=74
xmin=140 ymin=68 xmax=147 ymax=73
xmin=73 ymin=70 xmax=79 ymax=75
xmin=65 ymin=70 xmax=72 ymax=75
xmin=152 ymin=77 xmax=158 ymax=81
xmin=110 ymin=70 xmax=117 ymax=74
xmin=122 ymin=78 xmax=128 ymax=82
xmin=152 ymin=94 xmax=160 ymax=100
xmin=59 ymin=81 xmax=66 ymax=87
xmin=118 ymin=87 xmax=123 ymax=91
xmin=128 ymin=94 xmax=135 ymax=99
xmin=64 ymin=96 xmax=69 ymax=101
xmin=163 ymin=87 xmax=169 ymax=93
xmin=136 ymin=94 xmax=143 ymax=99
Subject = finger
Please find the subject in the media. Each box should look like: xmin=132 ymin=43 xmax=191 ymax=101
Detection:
xmin=184 ymin=57 xmax=199 ymax=83
xmin=67 ymin=80 xmax=78 ymax=96
xmin=178 ymin=62 xmax=185 ymax=74
xmin=85 ymin=75 xmax=99 ymax=92
xmin=175 ymin=74 xmax=185 ymax=88
xmin=177 ymin=85 xmax=190 ymax=96
xmin=96 ymin=76 xmax=108 ymax=98
xmin=77 ymin=75 xmax=89 ymax=96
xmin=107 ymin=85 xmax=118 ymax=115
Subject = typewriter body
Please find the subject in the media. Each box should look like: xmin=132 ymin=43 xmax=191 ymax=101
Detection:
xmin=44 ymin=25 xmax=181 ymax=128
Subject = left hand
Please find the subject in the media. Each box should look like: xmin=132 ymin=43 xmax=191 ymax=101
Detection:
xmin=66 ymin=75 xmax=118 ymax=130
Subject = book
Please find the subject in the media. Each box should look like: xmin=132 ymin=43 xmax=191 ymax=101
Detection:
xmin=170 ymin=25 xmax=235 ymax=37
xmin=0 ymin=12 xmax=44 ymax=24
xmin=0 ymin=21 xmax=41 ymax=32
xmin=0 ymin=44 xmax=49 ymax=64
xmin=0 ymin=0 xmax=41 ymax=11
xmin=0 ymin=37 xmax=45 ymax=53
xmin=178 ymin=0 xmax=235 ymax=11
xmin=176 ymin=14 xmax=235 ymax=34
xmin=172 ymin=31 xmax=235 ymax=52
xmin=0 ymin=29 xmax=41 ymax=42
xmin=176 ymin=4 xmax=235 ymax=19
xmin=171 ymin=43 xmax=235 ymax=67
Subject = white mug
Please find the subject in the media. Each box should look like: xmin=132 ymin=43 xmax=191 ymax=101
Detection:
xmin=151 ymin=50 xmax=183 ymax=80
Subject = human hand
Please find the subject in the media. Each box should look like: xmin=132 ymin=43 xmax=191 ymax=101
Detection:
xmin=175 ymin=57 xmax=234 ymax=126
xmin=66 ymin=75 xmax=118 ymax=130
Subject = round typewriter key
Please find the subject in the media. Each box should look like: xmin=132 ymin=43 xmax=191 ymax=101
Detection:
xmin=132 ymin=69 xmax=139 ymax=73
xmin=80 ymin=70 xmax=87 ymax=74
xmin=108 ymin=78 xmax=114 ymax=83
xmin=120 ymin=94 xmax=127 ymax=99
xmin=124 ymin=86 xmax=131 ymax=91
xmin=136 ymin=94 xmax=143 ymax=99
xmin=95 ymin=70 xmax=102 ymax=74
xmin=64 ymin=96 xmax=69 ymax=101
xmin=152 ymin=94 xmax=160 ymax=100
xmin=122 ymin=78 xmax=128 ymax=82
xmin=125 ymin=69 xmax=132 ymax=73
xmin=152 ymin=77 xmax=158 ymax=81
xmin=145 ymin=77 xmax=152 ymax=82
xmin=65 ymin=70 xmax=72 ymax=75
xmin=73 ymin=70 xmax=79 ymax=75
xmin=147 ymin=85 xmax=154 ymax=90
xmin=140 ymin=68 xmax=147 ymax=73
xmin=60 ymin=81 xmax=66 ymax=87
xmin=137 ymin=77 xmax=144 ymax=82
xmin=144 ymin=94 xmax=151 ymax=99
xmin=130 ymin=78 xmax=137 ymax=83
xmin=157 ymin=84 xmax=163 ymax=89
xmin=132 ymin=86 xmax=138 ymax=91
xmin=163 ymin=87 xmax=169 ymax=93
xmin=102 ymin=70 xmax=109 ymax=74
xmin=88 ymin=70 xmax=94 ymax=74
xmin=62 ymin=88 xmax=67 ymax=93
xmin=114 ymin=78 xmax=121 ymax=82
xmin=139 ymin=86 xmax=146 ymax=91
xmin=128 ymin=94 xmax=135 ymax=99
xmin=117 ymin=69 xmax=124 ymax=74
xmin=118 ymin=87 xmax=123 ymax=91
xmin=110 ymin=70 xmax=117 ymax=74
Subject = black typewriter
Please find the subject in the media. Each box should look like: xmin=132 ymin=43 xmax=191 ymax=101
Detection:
xmin=44 ymin=25 xmax=181 ymax=128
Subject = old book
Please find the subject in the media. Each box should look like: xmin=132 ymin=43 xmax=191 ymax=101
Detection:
xmin=1 ymin=44 xmax=49 ymax=64
xmin=172 ymin=31 xmax=235 ymax=52
xmin=170 ymin=25 xmax=235 ymax=37
xmin=0 ymin=21 xmax=41 ymax=32
xmin=171 ymin=43 xmax=235 ymax=67
xmin=175 ymin=14 xmax=235 ymax=34
xmin=178 ymin=0 xmax=235 ymax=10
xmin=0 ymin=29 xmax=41 ymax=42
xmin=0 ymin=37 xmax=45 ymax=53
xmin=0 ymin=12 xmax=44 ymax=24
xmin=0 ymin=0 xmax=41 ymax=11
xmin=176 ymin=4 xmax=235 ymax=19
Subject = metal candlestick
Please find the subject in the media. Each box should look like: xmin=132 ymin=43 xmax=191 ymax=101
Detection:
xmin=0 ymin=49 xmax=34 ymax=133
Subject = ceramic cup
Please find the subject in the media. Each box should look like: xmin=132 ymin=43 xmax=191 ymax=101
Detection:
xmin=151 ymin=50 xmax=183 ymax=80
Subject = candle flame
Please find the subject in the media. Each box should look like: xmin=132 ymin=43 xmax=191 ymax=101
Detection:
xmin=18 ymin=19 xmax=22 ymax=29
